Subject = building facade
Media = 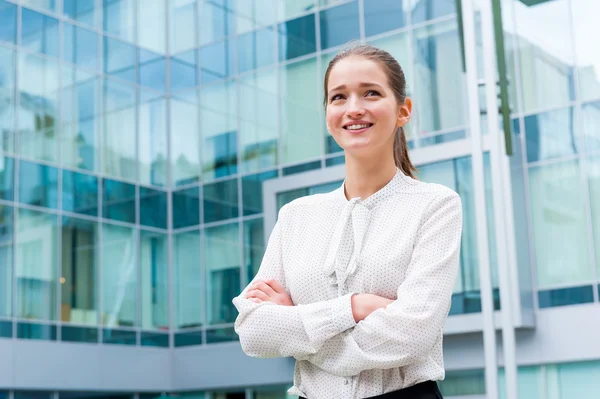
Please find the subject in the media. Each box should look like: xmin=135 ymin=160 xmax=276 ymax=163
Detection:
xmin=0 ymin=0 xmax=599 ymax=398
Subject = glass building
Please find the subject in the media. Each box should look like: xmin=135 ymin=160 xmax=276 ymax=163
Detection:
xmin=0 ymin=0 xmax=599 ymax=397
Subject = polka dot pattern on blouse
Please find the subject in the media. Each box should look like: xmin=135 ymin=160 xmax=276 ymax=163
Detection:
xmin=233 ymin=168 xmax=463 ymax=399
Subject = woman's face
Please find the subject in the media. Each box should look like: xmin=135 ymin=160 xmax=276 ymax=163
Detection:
xmin=326 ymin=56 xmax=411 ymax=160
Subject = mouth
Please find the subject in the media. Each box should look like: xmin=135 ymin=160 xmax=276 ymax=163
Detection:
xmin=343 ymin=122 xmax=374 ymax=134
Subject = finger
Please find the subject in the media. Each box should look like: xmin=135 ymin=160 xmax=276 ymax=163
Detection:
xmin=246 ymin=290 xmax=270 ymax=301
xmin=249 ymin=298 xmax=262 ymax=304
xmin=252 ymin=282 xmax=277 ymax=297
xmin=265 ymin=279 xmax=286 ymax=294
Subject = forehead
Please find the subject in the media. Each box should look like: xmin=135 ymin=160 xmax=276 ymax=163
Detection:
xmin=327 ymin=56 xmax=389 ymax=91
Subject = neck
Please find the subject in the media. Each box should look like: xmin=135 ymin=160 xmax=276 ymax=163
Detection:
xmin=343 ymin=153 xmax=398 ymax=201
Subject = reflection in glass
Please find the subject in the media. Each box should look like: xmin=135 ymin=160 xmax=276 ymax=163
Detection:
xmin=103 ymin=36 xmax=136 ymax=83
xmin=170 ymin=0 xmax=197 ymax=54
xmin=102 ymin=79 xmax=136 ymax=180
xmin=206 ymin=327 xmax=237 ymax=343
xmin=172 ymin=186 xmax=200 ymax=229
xmin=244 ymin=218 xmax=265 ymax=282
xmin=60 ymin=66 xmax=99 ymax=171
xmin=0 ymin=156 xmax=13 ymax=201
xmin=586 ymin=156 xmax=600 ymax=276
xmin=524 ymin=107 xmax=577 ymax=163
xmin=16 ymin=209 xmax=57 ymax=321
xmin=64 ymin=0 xmax=97 ymax=26
xmin=438 ymin=369 xmax=485 ymax=397
xmin=199 ymin=0 xmax=234 ymax=45
xmin=137 ymin=0 xmax=166 ymax=54
xmin=203 ymin=178 xmax=238 ymax=223
xmin=235 ymin=0 xmax=276 ymax=34
xmin=409 ymin=0 xmax=456 ymax=23
xmin=238 ymin=27 xmax=275 ymax=74
xmin=18 ymin=53 xmax=59 ymax=162
xmin=242 ymin=170 xmax=278 ymax=216
xmin=170 ymin=95 xmax=200 ymax=186
xmin=174 ymin=230 xmax=202 ymax=329
xmin=171 ymin=50 xmax=198 ymax=91
xmin=139 ymin=92 xmax=167 ymax=186
xmin=278 ymin=13 xmax=317 ymax=61
xmin=63 ymin=23 xmax=98 ymax=71
xmin=138 ymin=49 xmax=166 ymax=92
xmin=0 ymin=1 xmax=17 ymax=44
xmin=529 ymin=160 xmax=592 ymax=288
xmin=101 ymin=223 xmax=136 ymax=327
xmin=276 ymin=180 xmax=341 ymax=212
xmin=18 ymin=160 xmax=58 ymax=209
xmin=278 ymin=0 xmax=315 ymax=21
xmin=364 ymin=0 xmax=406 ymax=38
xmin=582 ymin=101 xmax=600 ymax=151
xmin=139 ymin=187 xmax=167 ymax=229
xmin=0 ymin=46 xmax=15 ymax=153
xmin=61 ymin=325 xmax=98 ymax=343
xmin=14 ymin=392 xmax=53 ymax=399
xmin=102 ymin=178 xmax=136 ymax=224
xmin=0 ymin=205 xmax=12 ymax=318
xmin=61 ymin=217 xmax=97 ymax=325
xmin=319 ymin=1 xmax=359 ymax=50
xmin=280 ymin=57 xmax=321 ymax=164
xmin=205 ymin=223 xmax=240 ymax=325
xmin=62 ymin=170 xmax=98 ymax=216
xmin=200 ymin=39 xmax=236 ymax=84
xmin=140 ymin=331 xmax=169 ymax=347
xmin=140 ymin=230 xmax=168 ymax=330
xmin=21 ymin=9 xmax=59 ymax=56
xmin=413 ymin=20 xmax=466 ymax=135
xmin=368 ymin=32 xmax=411 ymax=87
xmin=572 ymin=0 xmax=600 ymax=101
xmin=200 ymin=81 xmax=237 ymax=180
xmin=17 ymin=322 xmax=56 ymax=340
xmin=103 ymin=328 xmax=136 ymax=345
xmin=103 ymin=0 xmax=135 ymax=42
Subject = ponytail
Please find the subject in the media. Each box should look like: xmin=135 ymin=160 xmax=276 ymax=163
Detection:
xmin=393 ymin=127 xmax=417 ymax=179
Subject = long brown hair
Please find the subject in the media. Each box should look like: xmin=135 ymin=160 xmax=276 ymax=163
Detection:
xmin=323 ymin=44 xmax=417 ymax=179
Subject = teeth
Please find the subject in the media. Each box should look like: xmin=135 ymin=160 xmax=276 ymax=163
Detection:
xmin=346 ymin=124 xmax=371 ymax=130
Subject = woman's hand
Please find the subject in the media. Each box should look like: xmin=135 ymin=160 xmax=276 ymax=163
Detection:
xmin=351 ymin=294 xmax=394 ymax=323
xmin=246 ymin=279 xmax=294 ymax=306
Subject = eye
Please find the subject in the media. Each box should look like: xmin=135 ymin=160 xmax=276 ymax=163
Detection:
xmin=365 ymin=90 xmax=381 ymax=97
xmin=330 ymin=93 xmax=345 ymax=102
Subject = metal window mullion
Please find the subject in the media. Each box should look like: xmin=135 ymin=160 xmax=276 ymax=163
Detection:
xmin=12 ymin=3 xmax=21 ymax=338
xmin=135 ymin=188 xmax=141 ymax=344
xmin=98 ymin=163 xmax=104 ymax=341
xmin=358 ymin=0 xmax=365 ymax=42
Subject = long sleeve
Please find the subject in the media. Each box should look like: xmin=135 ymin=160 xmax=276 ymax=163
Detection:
xmin=304 ymin=191 xmax=463 ymax=377
xmin=232 ymin=204 xmax=357 ymax=359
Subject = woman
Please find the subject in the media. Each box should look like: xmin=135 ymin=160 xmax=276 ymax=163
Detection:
xmin=232 ymin=44 xmax=462 ymax=399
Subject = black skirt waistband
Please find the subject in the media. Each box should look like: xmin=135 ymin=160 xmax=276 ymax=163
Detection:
xmin=300 ymin=380 xmax=443 ymax=399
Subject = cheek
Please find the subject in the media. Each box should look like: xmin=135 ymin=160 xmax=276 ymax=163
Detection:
xmin=326 ymin=107 xmax=343 ymax=130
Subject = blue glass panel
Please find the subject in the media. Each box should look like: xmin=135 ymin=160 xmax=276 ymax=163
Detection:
xmin=206 ymin=327 xmax=237 ymax=344
xmin=18 ymin=160 xmax=58 ymax=208
xmin=0 ymin=204 xmax=12 ymax=319
xmin=244 ymin=218 xmax=264 ymax=282
xmin=238 ymin=27 xmax=275 ymax=73
xmin=61 ymin=326 xmax=98 ymax=343
xmin=140 ymin=332 xmax=169 ymax=347
xmin=14 ymin=392 xmax=53 ymax=399
xmin=411 ymin=0 xmax=457 ymax=23
xmin=139 ymin=187 xmax=167 ymax=229
xmin=582 ymin=100 xmax=600 ymax=151
xmin=103 ymin=36 xmax=136 ymax=82
xmin=326 ymin=134 xmax=343 ymax=154
xmin=0 ymin=320 xmax=11 ymax=337
xmin=171 ymin=50 xmax=198 ymax=91
xmin=200 ymin=39 xmax=235 ymax=84
xmin=325 ymin=155 xmax=345 ymax=167
xmin=203 ymin=178 xmax=238 ymax=223
xmin=419 ymin=130 xmax=467 ymax=147
xmin=278 ymin=14 xmax=316 ymax=61
xmin=64 ymin=0 xmax=97 ymax=26
xmin=0 ymin=1 xmax=17 ymax=44
xmin=0 ymin=157 xmax=14 ymax=201
xmin=63 ymin=23 xmax=98 ymax=71
xmin=174 ymin=330 xmax=203 ymax=347
xmin=319 ymin=1 xmax=359 ymax=50
xmin=21 ymin=9 xmax=59 ymax=57
xmin=538 ymin=285 xmax=594 ymax=308
xmin=138 ymin=49 xmax=166 ymax=92
xmin=0 ymin=46 xmax=15 ymax=154
xmin=364 ymin=0 xmax=406 ymax=37
xmin=438 ymin=369 xmax=486 ymax=396
xmin=242 ymin=170 xmax=278 ymax=216
xmin=525 ymin=107 xmax=577 ymax=163
xmin=199 ymin=0 xmax=235 ymax=45
xmin=17 ymin=322 xmax=57 ymax=340
xmin=102 ymin=179 xmax=135 ymax=223
xmin=282 ymin=160 xmax=321 ymax=176
xmin=172 ymin=186 xmax=200 ymax=229
xmin=62 ymin=170 xmax=98 ymax=216
xmin=102 ymin=328 xmax=136 ymax=345
xmin=103 ymin=0 xmax=135 ymax=42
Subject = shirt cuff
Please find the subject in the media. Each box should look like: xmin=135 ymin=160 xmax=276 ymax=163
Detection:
xmin=298 ymin=293 xmax=357 ymax=344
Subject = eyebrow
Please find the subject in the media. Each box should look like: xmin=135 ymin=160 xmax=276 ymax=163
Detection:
xmin=329 ymin=82 xmax=384 ymax=93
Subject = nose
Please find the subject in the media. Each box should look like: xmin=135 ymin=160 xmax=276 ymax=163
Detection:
xmin=345 ymin=95 xmax=365 ymax=118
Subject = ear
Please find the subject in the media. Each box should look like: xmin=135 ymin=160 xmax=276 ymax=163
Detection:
xmin=396 ymin=97 xmax=413 ymax=127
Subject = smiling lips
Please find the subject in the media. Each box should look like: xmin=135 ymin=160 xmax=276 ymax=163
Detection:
xmin=343 ymin=121 xmax=374 ymax=134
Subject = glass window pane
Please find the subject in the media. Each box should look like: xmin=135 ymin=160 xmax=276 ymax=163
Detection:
xmin=529 ymin=160 xmax=593 ymax=288
xmin=137 ymin=0 xmax=166 ymax=54
xmin=0 ymin=156 xmax=14 ymax=201
xmin=17 ymin=53 xmax=59 ymax=163
xmin=438 ymin=369 xmax=485 ymax=396
xmin=582 ymin=101 xmax=600 ymax=151
xmin=140 ymin=331 xmax=169 ymax=347
xmin=21 ymin=8 xmax=59 ymax=57
xmin=204 ymin=223 xmax=240 ymax=325
xmin=278 ymin=13 xmax=317 ymax=61
xmin=206 ymin=326 xmax=237 ymax=343
xmin=587 ymin=156 xmax=600 ymax=275
xmin=61 ymin=325 xmax=98 ymax=342
xmin=199 ymin=0 xmax=234 ymax=45
xmin=171 ymin=50 xmax=198 ymax=91
xmin=244 ymin=218 xmax=264 ymax=282
xmin=280 ymin=57 xmax=321 ymax=164
xmin=174 ymin=330 xmax=203 ymax=346
xmin=64 ymin=0 xmax=97 ymax=26
xmin=18 ymin=160 xmax=58 ymax=209
xmin=102 ymin=327 xmax=136 ymax=344
xmin=319 ymin=1 xmax=359 ymax=50
xmin=16 ymin=208 xmax=58 ymax=321
xmin=0 ymin=46 xmax=15 ymax=153
xmin=278 ymin=0 xmax=315 ymax=21
xmin=174 ymin=229 xmax=202 ymax=328
xmin=138 ymin=49 xmax=166 ymax=92
xmin=239 ymin=69 xmax=278 ymax=172
xmin=60 ymin=66 xmax=100 ymax=171
xmin=235 ymin=0 xmax=276 ymax=34
xmin=21 ymin=0 xmax=56 ymax=11
xmin=103 ymin=36 xmax=136 ymax=83
xmin=238 ymin=27 xmax=275 ymax=74
xmin=62 ymin=170 xmax=98 ymax=216
xmin=102 ymin=178 xmax=136 ymax=224
xmin=63 ymin=23 xmax=98 ymax=71
xmin=172 ymin=186 xmax=200 ymax=229
xmin=556 ymin=360 xmax=600 ymax=397
xmin=413 ymin=19 xmax=467 ymax=134
xmin=102 ymin=79 xmax=136 ymax=180
xmin=140 ymin=230 xmax=168 ymax=330
xmin=101 ymin=223 xmax=136 ymax=327
xmin=203 ymin=178 xmax=238 ymax=223
xmin=364 ymin=0 xmax=406 ymax=38
xmin=572 ymin=0 xmax=600 ymax=101
xmin=199 ymin=39 xmax=235 ymax=84
xmin=200 ymin=81 xmax=237 ymax=180
xmin=170 ymin=0 xmax=197 ymax=54
xmin=242 ymin=170 xmax=278 ymax=216
xmin=525 ymin=107 xmax=578 ymax=163
xmin=15 ymin=392 xmax=53 ymax=399
xmin=103 ymin=0 xmax=135 ymax=42
xmin=409 ymin=0 xmax=456 ymax=23
xmin=368 ymin=32 xmax=411 ymax=83
xmin=0 ymin=0 xmax=17 ymax=44
xmin=0 ymin=205 xmax=13 ymax=318
xmin=60 ymin=217 xmax=98 ymax=326
xmin=139 ymin=92 xmax=167 ymax=186
xmin=139 ymin=187 xmax=167 ymax=229
xmin=513 ymin=0 xmax=574 ymax=114
xmin=170 ymin=94 xmax=200 ymax=186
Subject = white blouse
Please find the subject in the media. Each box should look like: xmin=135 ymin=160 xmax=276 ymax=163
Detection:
xmin=232 ymin=168 xmax=463 ymax=399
